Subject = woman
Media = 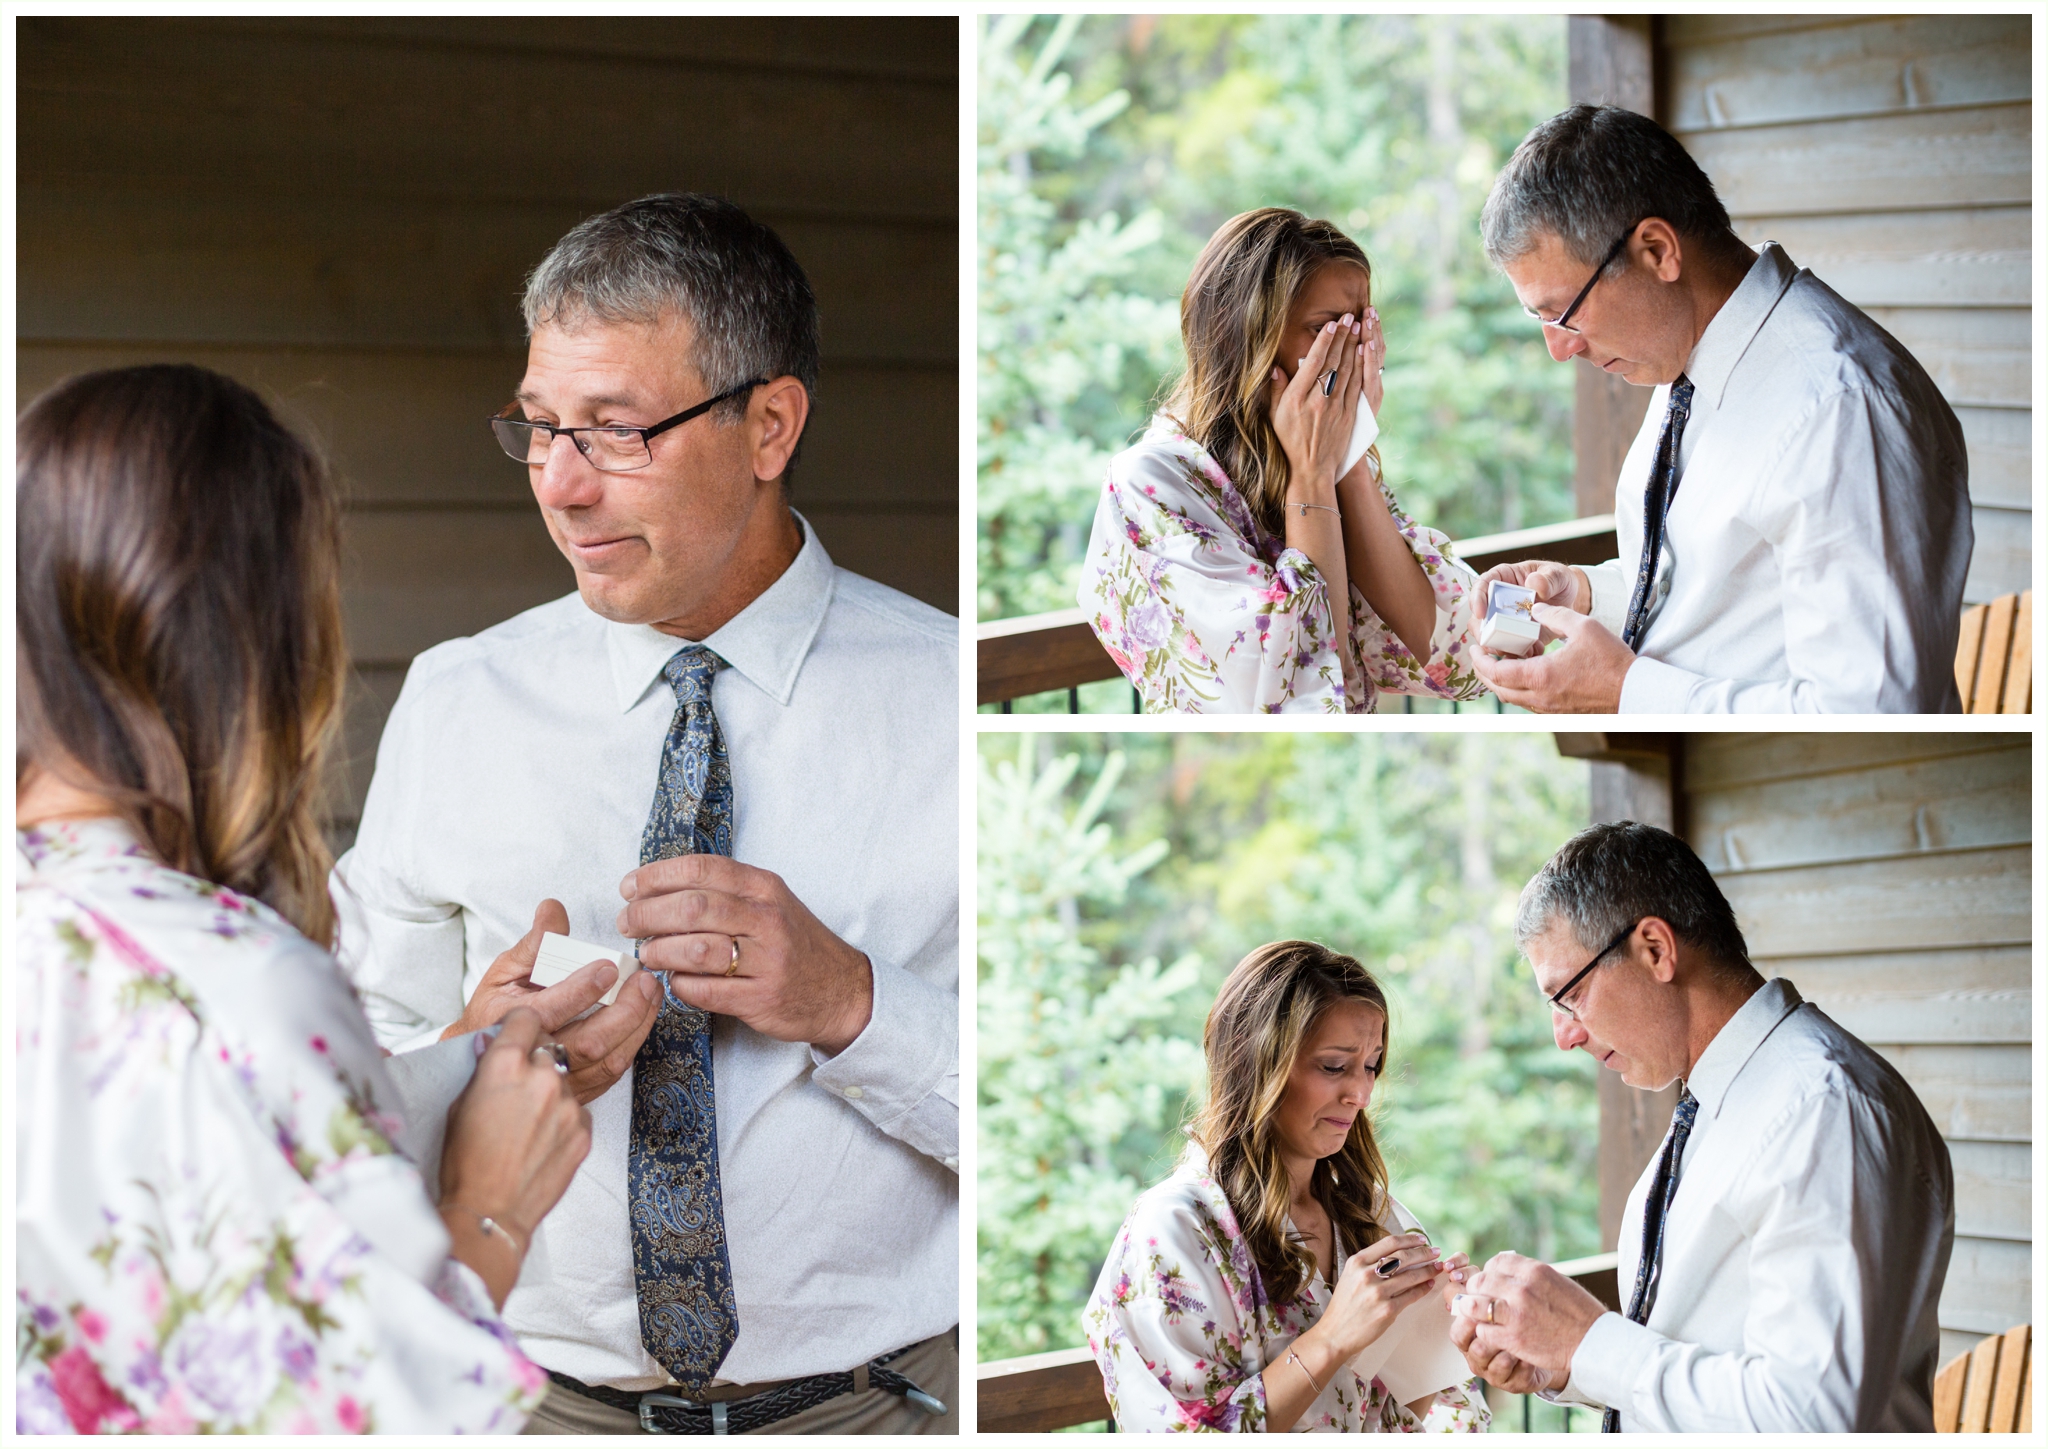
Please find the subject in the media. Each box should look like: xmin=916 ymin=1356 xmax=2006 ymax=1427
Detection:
xmin=16 ymin=365 xmax=592 ymax=1433
xmin=1084 ymin=942 xmax=1488 ymax=1432
xmin=1079 ymin=208 xmax=1487 ymax=713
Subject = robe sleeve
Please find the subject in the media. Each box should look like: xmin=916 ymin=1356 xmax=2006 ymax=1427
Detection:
xmin=1347 ymin=474 xmax=1488 ymax=705
xmin=1083 ymin=1196 xmax=1269 ymax=1432
xmin=1079 ymin=441 xmax=1353 ymax=714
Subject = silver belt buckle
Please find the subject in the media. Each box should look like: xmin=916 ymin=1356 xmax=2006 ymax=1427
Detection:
xmin=637 ymin=1391 xmax=697 ymax=1434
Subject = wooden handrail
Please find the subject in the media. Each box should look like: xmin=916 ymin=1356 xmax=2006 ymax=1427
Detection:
xmin=977 ymin=515 xmax=1619 ymax=706
xmin=975 ymin=1251 xmax=1622 ymax=1432
xmin=976 ymin=1345 xmax=1109 ymax=1435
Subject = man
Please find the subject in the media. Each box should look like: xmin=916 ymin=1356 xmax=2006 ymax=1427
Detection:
xmin=1446 ymin=822 xmax=1953 ymax=1431
xmin=1468 ymin=104 xmax=1971 ymax=712
xmin=334 ymin=194 xmax=958 ymax=1434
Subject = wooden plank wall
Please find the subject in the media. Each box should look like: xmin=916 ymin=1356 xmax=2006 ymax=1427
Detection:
xmin=1661 ymin=15 xmax=2033 ymax=605
xmin=1685 ymin=733 xmax=2032 ymax=1366
xmin=17 ymin=18 xmax=957 ymax=849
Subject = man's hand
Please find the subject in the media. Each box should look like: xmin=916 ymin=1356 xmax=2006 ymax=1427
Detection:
xmin=440 ymin=900 xmax=664 ymax=1106
xmin=1471 ymin=604 xmax=1634 ymax=713
xmin=1472 ymin=559 xmax=1587 ymax=624
xmin=1450 ymin=1252 xmax=1606 ymax=1387
xmin=1449 ymin=1312 xmax=1560 ymax=1396
xmin=617 ymin=856 xmax=874 ymax=1057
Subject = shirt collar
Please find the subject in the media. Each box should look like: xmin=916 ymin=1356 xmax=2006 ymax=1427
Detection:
xmin=603 ymin=512 xmax=836 ymax=714
xmin=1684 ymin=974 xmax=1803 ymax=1119
xmin=1684 ymin=241 xmax=1799 ymax=410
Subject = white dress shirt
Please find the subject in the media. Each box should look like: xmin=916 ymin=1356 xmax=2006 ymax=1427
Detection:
xmin=332 ymin=519 xmax=959 ymax=1390
xmin=1584 ymin=242 xmax=1971 ymax=712
xmin=1562 ymin=978 xmax=1954 ymax=1432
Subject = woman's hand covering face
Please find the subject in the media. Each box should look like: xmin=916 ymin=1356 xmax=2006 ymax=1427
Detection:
xmin=1268 ymin=312 xmax=1365 ymax=496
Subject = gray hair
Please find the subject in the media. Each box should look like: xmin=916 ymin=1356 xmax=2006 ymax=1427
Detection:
xmin=1515 ymin=821 xmax=1752 ymax=976
xmin=1481 ymin=104 xmax=1738 ymax=272
xmin=522 ymin=193 xmax=820 ymax=442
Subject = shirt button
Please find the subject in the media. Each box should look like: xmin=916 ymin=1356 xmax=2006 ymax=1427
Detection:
xmin=843 ymin=1086 xmax=864 ymax=1100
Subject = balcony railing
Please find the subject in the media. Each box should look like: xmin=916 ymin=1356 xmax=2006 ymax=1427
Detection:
xmin=974 ymin=1250 xmax=1620 ymax=1432
xmin=978 ymin=515 xmax=1618 ymax=711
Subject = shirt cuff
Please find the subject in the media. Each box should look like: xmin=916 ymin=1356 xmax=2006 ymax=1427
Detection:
xmin=1581 ymin=559 xmax=1632 ymax=637
xmin=1567 ymin=1311 xmax=1662 ymax=1420
xmin=809 ymin=956 xmax=958 ymax=1168
xmin=1617 ymin=655 xmax=1704 ymax=713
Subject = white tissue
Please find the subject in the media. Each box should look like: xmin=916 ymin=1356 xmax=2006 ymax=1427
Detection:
xmin=1342 ymin=395 xmax=1380 ymax=481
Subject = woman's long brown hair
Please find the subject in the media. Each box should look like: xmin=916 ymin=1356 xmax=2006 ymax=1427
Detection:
xmin=17 ymin=364 xmax=348 ymax=946
xmin=1192 ymin=940 xmax=1393 ymax=1307
xmin=1162 ymin=207 xmax=1385 ymax=540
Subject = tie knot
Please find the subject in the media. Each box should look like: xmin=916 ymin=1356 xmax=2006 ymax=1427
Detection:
xmin=662 ymin=646 xmax=724 ymax=706
xmin=1669 ymin=373 xmax=1694 ymax=411
xmin=1673 ymin=1088 xmax=1699 ymax=1130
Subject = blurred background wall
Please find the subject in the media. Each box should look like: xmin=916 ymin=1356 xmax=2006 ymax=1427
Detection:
xmin=17 ymin=17 xmax=957 ymax=849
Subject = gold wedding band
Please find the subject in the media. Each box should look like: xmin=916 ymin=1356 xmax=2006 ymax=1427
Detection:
xmin=725 ymin=936 xmax=741 ymax=977
xmin=1484 ymin=1298 xmax=1497 ymax=1324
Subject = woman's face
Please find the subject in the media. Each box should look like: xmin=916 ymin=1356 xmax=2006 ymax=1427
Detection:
xmin=1276 ymin=261 xmax=1372 ymax=382
xmin=1274 ymin=999 xmax=1385 ymax=1168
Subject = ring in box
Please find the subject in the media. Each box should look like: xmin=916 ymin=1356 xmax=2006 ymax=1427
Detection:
xmin=1479 ymin=581 xmax=1540 ymax=658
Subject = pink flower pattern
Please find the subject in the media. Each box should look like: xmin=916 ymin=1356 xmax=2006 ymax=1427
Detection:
xmin=1078 ymin=417 xmax=1489 ymax=713
xmin=15 ymin=818 xmax=546 ymax=1434
xmin=1084 ymin=1151 xmax=1491 ymax=1433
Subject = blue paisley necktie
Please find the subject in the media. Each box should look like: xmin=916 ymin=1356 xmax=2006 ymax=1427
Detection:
xmin=1620 ymin=375 xmax=1695 ymax=652
xmin=630 ymin=645 xmax=738 ymax=1389
xmin=1602 ymin=1088 xmax=1698 ymax=1433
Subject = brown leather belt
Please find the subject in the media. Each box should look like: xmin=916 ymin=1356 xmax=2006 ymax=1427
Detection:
xmin=547 ymin=1343 xmax=945 ymax=1434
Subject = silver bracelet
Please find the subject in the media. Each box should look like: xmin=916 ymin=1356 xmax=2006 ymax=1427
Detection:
xmin=1293 ymin=502 xmax=1340 ymax=518
xmin=444 ymin=1203 xmax=525 ymax=1256
xmin=1287 ymin=1349 xmax=1323 ymax=1395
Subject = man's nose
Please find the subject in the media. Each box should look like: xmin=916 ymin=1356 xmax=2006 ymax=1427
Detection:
xmin=1553 ymin=1012 xmax=1588 ymax=1052
xmin=532 ymin=433 xmax=603 ymax=509
xmin=1545 ymin=326 xmax=1585 ymax=364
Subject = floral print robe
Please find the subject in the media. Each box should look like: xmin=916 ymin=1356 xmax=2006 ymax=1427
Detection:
xmin=14 ymin=819 xmax=546 ymax=1434
xmin=1084 ymin=1153 xmax=1490 ymax=1433
xmin=1079 ymin=418 xmax=1489 ymax=713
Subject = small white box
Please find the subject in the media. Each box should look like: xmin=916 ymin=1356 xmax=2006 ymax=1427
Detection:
xmin=1479 ymin=581 xmax=1541 ymax=658
xmin=531 ymin=932 xmax=636 ymax=1006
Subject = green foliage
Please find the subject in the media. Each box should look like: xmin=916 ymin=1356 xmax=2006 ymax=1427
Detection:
xmin=978 ymin=15 xmax=1574 ymax=622
xmin=976 ymin=733 xmax=1598 ymax=1363
xmin=979 ymin=16 xmax=1185 ymax=620
xmin=977 ymin=738 xmax=1208 ymax=1361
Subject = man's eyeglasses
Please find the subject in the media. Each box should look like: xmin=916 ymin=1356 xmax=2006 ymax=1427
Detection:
xmin=1545 ymin=919 xmax=1641 ymax=1021
xmin=1522 ymin=222 xmax=1641 ymax=334
xmin=489 ymin=378 xmax=767 ymax=473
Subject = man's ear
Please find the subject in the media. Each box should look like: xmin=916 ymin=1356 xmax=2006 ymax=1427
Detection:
xmin=1636 ymin=916 xmax=1683 ymax=983
xmin=1633 ymin=218 xmax=1685 ymax=284
xmin=749 ymin=376 xmax=810 ymax=484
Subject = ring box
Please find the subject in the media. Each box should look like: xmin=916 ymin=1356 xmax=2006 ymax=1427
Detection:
xmin=531 ymin=932 xmax=635 ymax=1006
xmin=1479 ymin=581 xmax=1540 ymax=658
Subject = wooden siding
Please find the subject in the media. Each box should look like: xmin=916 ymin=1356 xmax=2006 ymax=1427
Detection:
xmin=1662 ymin=14 xmax=2033 ymax=604
xmin=17 ymin=18 xmax=958 ymax=848
xmin=1684 ymin=732 xmax=2033 ymax=1363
